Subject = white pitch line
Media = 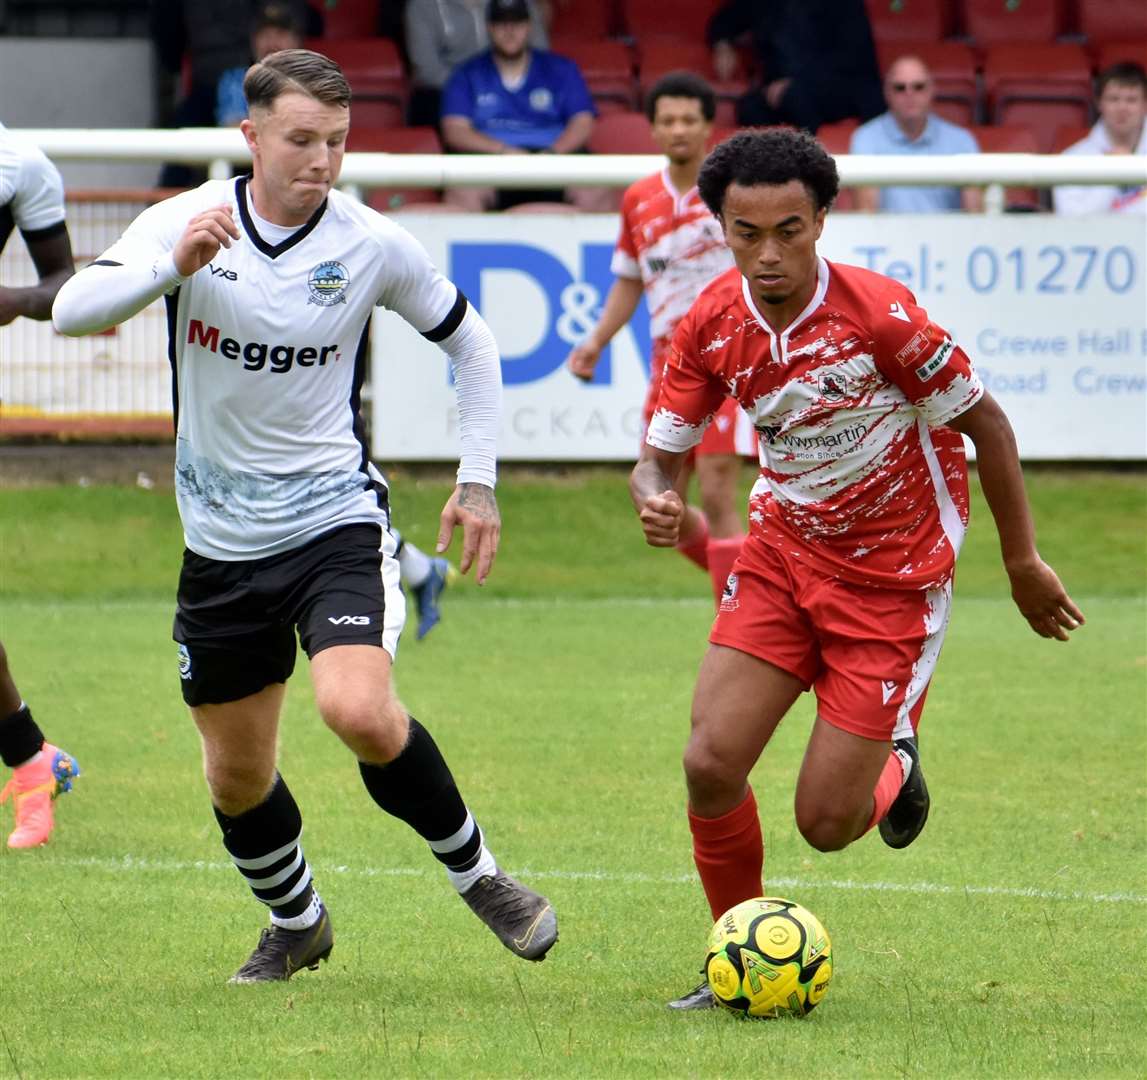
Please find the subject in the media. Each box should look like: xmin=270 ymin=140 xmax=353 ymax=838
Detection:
xmin=27 ymin=854 xmax=1147 ymax=905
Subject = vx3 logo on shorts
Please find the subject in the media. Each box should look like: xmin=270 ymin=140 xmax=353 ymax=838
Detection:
xmin=328 ymin=615 xmax=371 ymax=626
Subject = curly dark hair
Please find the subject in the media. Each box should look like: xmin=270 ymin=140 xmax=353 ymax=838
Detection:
xmin=644 ymin=71 xmax=717 ymax=123
xmin=698 ymin=128 xmax=839 ymax=216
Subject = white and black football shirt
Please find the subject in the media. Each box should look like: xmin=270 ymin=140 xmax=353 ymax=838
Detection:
xmin=89 ymin=177 xmax=482 ymax=561
xmin=0 ymin=121 xmax=68 ymax=254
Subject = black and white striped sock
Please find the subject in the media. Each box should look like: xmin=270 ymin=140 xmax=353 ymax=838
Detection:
xmin=359 ymin=717 xmax=496 ymax=894
xmin=213 ymin=773 xmax=323 ymax=930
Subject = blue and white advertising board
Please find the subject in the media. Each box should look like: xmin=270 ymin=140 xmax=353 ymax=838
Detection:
xmin=371 ymin=214 xmax=1146 ymax=461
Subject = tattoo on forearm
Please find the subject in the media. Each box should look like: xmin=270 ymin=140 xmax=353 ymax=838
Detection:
xmin=458 ymin=483 xmax=500 ymax=524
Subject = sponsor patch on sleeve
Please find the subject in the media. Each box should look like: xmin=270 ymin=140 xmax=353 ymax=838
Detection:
xmin=915 ymin=337 xmax=954 ymax=381
xmin=895 ymin=329 xmax=931 ymax=367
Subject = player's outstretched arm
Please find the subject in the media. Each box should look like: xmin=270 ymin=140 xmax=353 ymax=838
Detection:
xmin=53 ymin=204 xmax=239 ymax=336
xmin=630 ymin=445 xmax=689 ymax=547
xmin=948 ymin=393 xmax=1085 ymax=641
xmin=567 ymin=276 xmax=644 ymax=382
xmin=0 ymin=228 xmax=75 ymax=325
xmin=437 ymin=482 xmax=500 ymax=585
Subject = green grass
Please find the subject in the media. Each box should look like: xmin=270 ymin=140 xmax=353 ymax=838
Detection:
xmin=0 ymin=467 xmax=1144 ymax=1078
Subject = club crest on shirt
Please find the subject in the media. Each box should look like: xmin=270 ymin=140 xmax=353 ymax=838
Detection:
xmin=307 ymin=261 xmax=351 ymax=306
xmin=817 ymin=371 xmax=850 ymax=401
xmin=720 ymin=572 xmax=740 ymax=613
xmin=529 ymin=87 xmax=554 ymax=111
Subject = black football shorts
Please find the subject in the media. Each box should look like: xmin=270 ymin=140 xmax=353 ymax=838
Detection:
xmin=173 ymin=522 xmax=404 ymax=706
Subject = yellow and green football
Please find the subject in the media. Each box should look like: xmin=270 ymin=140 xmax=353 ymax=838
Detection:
xmin=704 ymin=897 xmax=833 ymax=1018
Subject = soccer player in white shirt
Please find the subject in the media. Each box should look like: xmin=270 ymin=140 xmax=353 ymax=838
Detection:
xmin=0 ymin=122 xmax=82 ymax=849
xmin=53 ymin=49 xmax=557 ymax=981
xmin=1053 ymin=61 xmax=1147 ymax=216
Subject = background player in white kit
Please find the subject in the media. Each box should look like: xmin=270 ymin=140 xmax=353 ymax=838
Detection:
xmin=0 ymin=121 xmax=82 ymax=848
xmin=53 ymin=50 xmax=557 ymax=981
xmin=566 ymin=73 xmax=753 ymax=604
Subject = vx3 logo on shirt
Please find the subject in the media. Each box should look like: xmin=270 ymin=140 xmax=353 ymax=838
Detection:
xmin=209 ymin=263 xmax=238 ymax=281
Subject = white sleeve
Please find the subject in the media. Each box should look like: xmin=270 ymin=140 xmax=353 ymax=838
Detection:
xmin=52 ymin=195 xmax=190 ymax=335
xmin=436 ymin=303 xmax=502 ymax=489
xmin=1052 ymin=183 xmax=1115 ymax=216
xmin=11 ymin=144 xmax=66 ymax=234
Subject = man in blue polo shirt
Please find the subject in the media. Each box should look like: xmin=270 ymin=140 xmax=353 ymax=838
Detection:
xmin=850 ymin=55 xmax=982 ymax=213
xmin=440 ymin=0 xmax=596 ymax=209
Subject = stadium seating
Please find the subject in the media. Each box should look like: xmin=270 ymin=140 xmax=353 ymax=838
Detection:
xmin=983 ymin=44 xmax=1093 ymax=152
xmin=307 ymin=37 xmax=406 ymax=126
xmin=635 ymin=37 xmax=748 ymax=127
xmin=1079 ymin=0 xmax=1147 ymax=44
xmin=962 ymin=0 xmax=1063 ymax=45
xmin=548 ymin=0 xmax=615 ymax=39
xmin=587 ymin=111 xmax=660 ymax=155
xmin=876 ymin=41 xmax=980 ymax=126
xmin=864 ymin=0 xmax=951 ymax=45
xmin=621 ymin=0 xmax=720 ymax=43
xmin=1049 ymin=124 xmax=1091 ymax=154
xmin=815 ymin=121 xmax=859 ymax=211
xmin=319 ymin=0 xmax=380 ymax=40
xmin=1094 ymin=42 xmax=1147 ymax=74
xmin=971 ymin=123 xmax=1042 ymax=210
xmin=345 ymin=126 xmax=443 ymax=212
xmin=551 ymin=39 xmax=637 ymax=112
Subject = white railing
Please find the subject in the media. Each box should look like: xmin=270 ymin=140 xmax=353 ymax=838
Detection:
xmin=14 ymin=128 xmax=1147 ymax=213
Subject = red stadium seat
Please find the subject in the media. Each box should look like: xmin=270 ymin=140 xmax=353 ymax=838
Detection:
xmin=346 ymin=126 xmax=443 ymax=213
xmin=621 ymin=0 xmax=721 ymax=42
xmin=962 ymin=0 xmax=1063 ymax=45
xmin=1080 ymin=0 xmax=1147 ymax=44
xmin=815 ymin=121 xmax=859 ymax=210
xmin=307 ymin=38 xmax=406 ymax=123
xmin=636 ymin=37 xmax=748 ymax=126
xmin=1049 ymin=124 xmax=1091 ymax=154
xmin=983 ymin=44 xmax=1093 ymax=151
xmin=970 ymin=124 xmax=1042 ymax=209
xmin=1094 ymin=42 xmax=1147 ymax=75
xmin=552 ymin=39 xmax=637 ymax=111
xmin=587 ymin=111 xmax=659 ymax=154
xmin=864 ymin=0 xmax=951 ymax=45
xmin=549 ymin=0 xmax=615 ymax=39
xmin=877 ymin=41 xmax=981 ymax=125
xmin=320 ymin=0 xmax=380 ymax=40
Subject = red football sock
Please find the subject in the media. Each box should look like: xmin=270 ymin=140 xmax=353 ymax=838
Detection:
xmin=676 ymin=510 xmax=710 ymax=571
xmin=689 ymin=787 xmax=763 ymax=922
xmin=706 ymin=535 xmax=745 ymax=605
xmin=864 ymin=750 xmax=907 ymax=834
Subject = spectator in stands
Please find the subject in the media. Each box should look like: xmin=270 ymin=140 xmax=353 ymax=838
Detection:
xmin=1053 ymin=61 xmax=1147 ymax=216
xmin=405 ymin=0 xmax=549 ymax=128
xmin=153 ymin=0 xmax=318 ymax=186
xmin=440 ymin=0 xmax=595 ymax=210
xmin=216 ymin=5 xmax=306 ymax=126
xmin=850 ymin=55 xmax=983 ymax=213
xmin=707 ymin=0 xmax=883 ymax=132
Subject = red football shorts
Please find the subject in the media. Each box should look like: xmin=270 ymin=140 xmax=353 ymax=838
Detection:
xmin=709 ymin=537 xmax=953 ymax=741
xmin=644 ymin=339 xmax=756 ymax=458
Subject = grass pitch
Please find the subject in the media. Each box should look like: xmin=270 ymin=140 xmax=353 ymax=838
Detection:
xmin=0 ymin=466 xmax=1144 ymax=1079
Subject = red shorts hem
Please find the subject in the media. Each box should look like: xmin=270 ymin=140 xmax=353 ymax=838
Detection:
xmin=707 ymin=629 xmax=814 ymax=690
xmin=814 ymin=706 xmax=896 ymax=743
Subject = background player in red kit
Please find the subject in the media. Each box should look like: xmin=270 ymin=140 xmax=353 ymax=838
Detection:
xmin=629 ymin=129 xmax=1084 ymax=1010
xmin=567 ymin=73 xmax=754 ymax=602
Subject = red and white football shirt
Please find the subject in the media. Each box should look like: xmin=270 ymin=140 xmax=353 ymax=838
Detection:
xmin=647 ymin=258 xmax=985 ymax=589
xmin=611 ymin=168 xmax=733 ymax=343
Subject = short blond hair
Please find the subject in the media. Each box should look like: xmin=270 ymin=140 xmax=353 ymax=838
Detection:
xmin=244 ymin=48 xmax=351 ymax=111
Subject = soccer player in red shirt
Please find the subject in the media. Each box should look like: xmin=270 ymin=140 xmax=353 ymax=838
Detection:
xmin=567 ymin=73 xmax=754 ymax=603
xmin=629 ymin=129 xmax=1084 ymax=1010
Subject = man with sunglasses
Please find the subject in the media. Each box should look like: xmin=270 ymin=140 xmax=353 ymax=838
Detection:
xmin=851 ymin=55 xmax=982 ymax=213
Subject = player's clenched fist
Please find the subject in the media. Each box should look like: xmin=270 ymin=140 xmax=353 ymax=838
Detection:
xmin=566 ymin=341 xmax=601 ymax=382
xmin=173 ymin=204 xmax=240 ymax=278
xmin=638 ymin=489 xmax=685 ymax=547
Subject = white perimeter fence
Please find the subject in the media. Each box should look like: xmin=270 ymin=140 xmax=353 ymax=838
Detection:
xmin=1 ymin=129 xmax=1145 ymax=459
